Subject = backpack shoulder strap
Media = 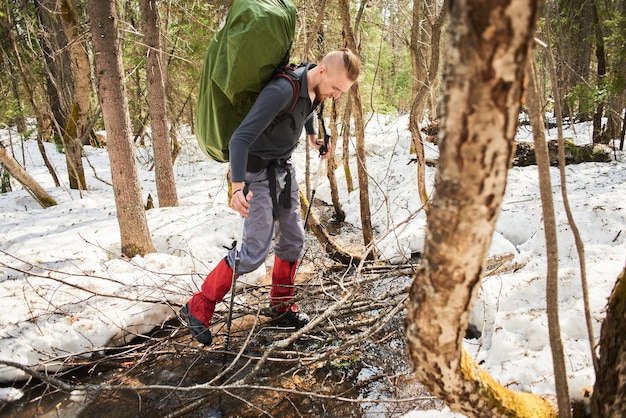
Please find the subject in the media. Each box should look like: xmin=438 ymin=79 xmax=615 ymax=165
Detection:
xmin=273 ymin=62 xmax=309 ymax=112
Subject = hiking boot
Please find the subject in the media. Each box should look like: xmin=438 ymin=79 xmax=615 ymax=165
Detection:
xmin=283 ymin=309 xmax=310 ymax=328
xmin=271 ymin=306 xmax=310 ymax=329
xmin=179 ymin=303 xmax=213 ymax=345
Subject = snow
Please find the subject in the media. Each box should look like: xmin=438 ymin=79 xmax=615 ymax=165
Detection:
xmin=1 ymin=115 xmax=625 ymax=417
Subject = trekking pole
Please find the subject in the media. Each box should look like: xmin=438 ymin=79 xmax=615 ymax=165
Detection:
xmin=303 ymin=104 xmax=330 ymax=230
xmin=302 ymin=154 xmax=324 ymax=230
xmin=287 ymin=107 xmax=329 ymax=315
xmin=225 ymin=186 xmax=247 ymax=352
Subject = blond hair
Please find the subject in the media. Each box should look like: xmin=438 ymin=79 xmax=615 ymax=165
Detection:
xmin=321 ymin=48 xmax=360 ymax=81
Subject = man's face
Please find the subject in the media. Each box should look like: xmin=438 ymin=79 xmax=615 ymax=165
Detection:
xmin=315 ymin=67 xmax=354 ymax=101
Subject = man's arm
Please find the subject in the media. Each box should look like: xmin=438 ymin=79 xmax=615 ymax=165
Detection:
xmin=229 ymin=79 xmax=292 ymax=217
xmin=229 ymin=79 xmax=293 ymax=183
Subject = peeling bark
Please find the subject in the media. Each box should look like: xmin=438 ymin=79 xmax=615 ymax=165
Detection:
xmin=404 ymin=0 xmax=556 ymax=416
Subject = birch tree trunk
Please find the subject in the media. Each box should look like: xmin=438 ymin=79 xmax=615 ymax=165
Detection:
xmin=405 ymin=0 xmax=556 ymax=416
xmin=88 ymin=0 xmax=155 ymax=257
xmin=139 ymin=0 xmax=178 ymax=207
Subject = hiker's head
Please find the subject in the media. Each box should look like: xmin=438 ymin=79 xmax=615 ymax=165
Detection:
xmin=314 ymin=49 xmax=360 ymax=101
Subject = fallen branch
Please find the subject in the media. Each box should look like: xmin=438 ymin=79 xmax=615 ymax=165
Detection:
xmin=0 ymin=144 xmax=57 ymax=207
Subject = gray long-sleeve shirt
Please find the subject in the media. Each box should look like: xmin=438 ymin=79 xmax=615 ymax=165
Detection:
xmin=228 ymin=64 xmax=319 ymax=182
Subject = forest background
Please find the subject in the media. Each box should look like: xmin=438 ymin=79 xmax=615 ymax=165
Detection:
xmin=1 ymin=0 xmax=626 ymax=417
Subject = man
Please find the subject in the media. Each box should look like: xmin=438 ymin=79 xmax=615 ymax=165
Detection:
xmin=181 ymin=49 xmax=361 ymax=345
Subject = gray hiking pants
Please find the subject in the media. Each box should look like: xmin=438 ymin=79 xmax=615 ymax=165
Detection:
xmin=226 ymin=161 xmax=304 ymax=274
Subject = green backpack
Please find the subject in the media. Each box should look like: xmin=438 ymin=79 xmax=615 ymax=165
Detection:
xmin=195 ymin=0 xmax=297 ymax=162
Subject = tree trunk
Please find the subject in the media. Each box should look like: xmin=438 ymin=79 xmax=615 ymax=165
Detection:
xmin=619 ymin=108 xmax=626 ymax=151
xmin=341 ymin=94 xmax=354 ymax=194
xmin=605 ymin=0 xmax=625 ymax=143
xmin=592 ymin=266 xmax=626 ymax=417
xmin=553 ymin=0 xmax=594 ymax=120
xmin=0 ymin=12 xmax=60 ymax=188
xmin=542 ymin=18 xmax=599 ymax=375
xmin=328 ymin=99 xmax=345 ymax=222
xmin=8 ymin=68 xmax=28 ymax=134
xmin=0 ymin=146 xmax=57 ymax=208
xmin=139 ymin=0 xmax=178 ymax=208
xmin=58 ymin=0 xmax=89 ymax=190
xmin=36 ymin=0 xmax=70 ymax=141
xmin=88 ymin=0 xmax=155 ymax=258
xmin=408 ymin=0 xmax=447 ymax=209
xmin=526 ymin=59 xmax=572 ymax=417
xmin=302 ymin=0 xmax=328 ymax=61
xmin=408 ymin=0 xmax=426 ymax=206
xmin=404 ymin=0 xmax=556 ymax=416
xmin=338 ymin=0 xmax=374 ymax=254
xmin=590 ymin=0 xmax=607 ymax=144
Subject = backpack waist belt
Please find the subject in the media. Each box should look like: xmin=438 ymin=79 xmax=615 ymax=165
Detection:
xmin=247 ymin=154 xmax=292 ymax=220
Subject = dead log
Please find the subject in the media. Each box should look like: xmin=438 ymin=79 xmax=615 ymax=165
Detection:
xmin=299 ymin=191 xmax=361 ymax=265
xmin=0 ymin=145 xmax=57 ymax=207
xmin=513 ymin=139 xmax=612 ymax=167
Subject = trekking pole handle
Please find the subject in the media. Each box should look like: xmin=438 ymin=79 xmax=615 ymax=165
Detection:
xmin=234 ymin=184 xmax=249 ymax=253
xmin=312 ymin=130 xmax=329 ymax=189
xmin=318 ymin=136 xmax=329 ymax=156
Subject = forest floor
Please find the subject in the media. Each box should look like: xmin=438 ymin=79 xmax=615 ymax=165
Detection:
xmin=1 ymin=204 xmax=441 ymax=418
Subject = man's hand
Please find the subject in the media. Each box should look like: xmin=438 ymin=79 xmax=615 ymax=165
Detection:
xmin=307 ymin=134 xmax=331 ymax=158
xmin=230 ymin=182 xmax=252 ymax=217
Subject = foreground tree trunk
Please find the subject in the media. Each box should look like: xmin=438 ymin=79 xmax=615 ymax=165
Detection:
xmin=404 ymin=1 xmax=556 ymax=416
xmin=139 ymin=0 xmax=178 ymax=207
xmin=88 ymin=0 xmax=155 ymax=257
xmin=592 ymin=266 xmax=626 ymax=417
